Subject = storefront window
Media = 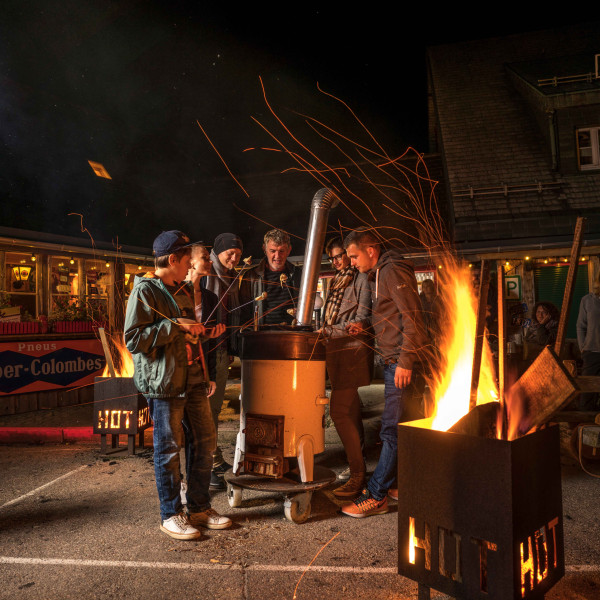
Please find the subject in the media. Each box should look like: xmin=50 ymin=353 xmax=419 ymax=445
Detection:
xmin=4 ymin=252 xmax=37 ymax=318
xmin=50 ymin=256 xmax=80 ymax=318
xmin=84 ymin=259 xmax=111 ymax=323
xmin=123 ymin=263 xmax=144 ymax=297
xmin=50 ymin=257 xmax=78 ymax=296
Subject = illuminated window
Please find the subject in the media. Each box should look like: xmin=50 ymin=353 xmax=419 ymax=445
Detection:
xmin=3 ymin=252 xmax=37 ymax=318
xmin=577 ymin=127 xmax=600 ymax=170
xmin=85 ymin=259 xmax=111 ymax=324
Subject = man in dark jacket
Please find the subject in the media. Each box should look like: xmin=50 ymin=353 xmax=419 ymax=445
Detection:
xmin=124 ymin=230 xmax=231 ymax=540
xmin=341 ymin=228 xmax=426 ymax=518
xmin=201 ymin=233 xmax=243 ymax=489
xmin=239 ymin=229 xmax=302 ymax=328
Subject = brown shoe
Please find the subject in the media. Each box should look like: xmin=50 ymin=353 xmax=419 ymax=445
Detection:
xmin=333 ymin=473 xmax=366 ymax=498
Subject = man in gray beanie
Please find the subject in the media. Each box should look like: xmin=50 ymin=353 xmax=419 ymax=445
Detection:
xmin=201 ymin=233 xmax=243 ymax=489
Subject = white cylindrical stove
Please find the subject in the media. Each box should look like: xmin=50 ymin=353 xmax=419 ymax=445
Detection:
xmin=234 ymin=328 xmax=328 ymax=482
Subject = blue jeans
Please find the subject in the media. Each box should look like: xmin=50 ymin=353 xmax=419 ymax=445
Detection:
xmin=367 ymin=363 xmax=405 ymax=500
xmin=148 ymin=386 xmax=216 ymax=521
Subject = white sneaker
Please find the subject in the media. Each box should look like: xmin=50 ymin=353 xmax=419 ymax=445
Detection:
xmin=188 ymin=507 xmax=232 ymax=530
xmin=160 ymin=513 xmax=202 ymax=540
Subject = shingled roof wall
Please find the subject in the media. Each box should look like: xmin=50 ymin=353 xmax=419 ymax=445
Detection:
xmin=427 ymin=23 xmax=600 ymax=249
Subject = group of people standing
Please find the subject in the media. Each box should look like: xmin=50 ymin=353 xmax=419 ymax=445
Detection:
xmin=123 ymin=224 xmax=440 ymax=538
xmin=123 ymin=227 xmax=309 ymax=539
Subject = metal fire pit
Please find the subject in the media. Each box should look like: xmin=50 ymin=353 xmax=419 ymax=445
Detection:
xmin=93 ymin=376 xmax=151 ymax=454
xmin=397 ymin=418 xmax=564 ymax=600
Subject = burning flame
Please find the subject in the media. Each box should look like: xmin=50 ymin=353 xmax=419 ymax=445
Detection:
xmin=409 ymin=516 xmax=416 ymax=564
xmin=427 ymin=261 xmax=498 ymax=431
xmin=101 ymin=335 xmax=134 ymax=378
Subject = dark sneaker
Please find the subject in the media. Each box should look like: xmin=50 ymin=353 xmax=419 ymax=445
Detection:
xmin=212 ymin=461 xmax=232 ymax=476
xmin=210 ymin=470 xmax=226 ymax=490
xmin=387 ymin=488 xmax=398 ymax=501
xmin=160 ymin=513 xmax=202 ymax=540
xmin=341 ymin=488 xmax=388 ymax=518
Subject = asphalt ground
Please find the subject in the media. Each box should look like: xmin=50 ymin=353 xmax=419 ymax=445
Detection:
xmin=1 ymin=383 xmax=599 ymax=600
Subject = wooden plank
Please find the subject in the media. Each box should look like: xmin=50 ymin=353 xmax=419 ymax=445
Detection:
xmin=98 ymin=327 xmax=116 ymax=378
xmin=574 ymin=376 xmax=600 ymax=392
xmin=506 ymin=218 xmax=587 ymax=436
xmin=555 ymin=217 xmax=585 ymax=358
xmin=509 ymin=346 xmax=579 ymax=436
xmin=470 ymin=260 xmax=490 ymax=410
xmin=551 ymin=411 xmax=600 ymax=423
xmin=0 ymin=395 xmax=16 ymax=416
xmin=39 ymin=390 xmax=59 ymax=410
xmin=497 ymin=266 xmax=507 ymax=439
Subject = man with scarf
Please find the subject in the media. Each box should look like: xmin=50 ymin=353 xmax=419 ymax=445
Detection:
xmin=341 ymin=227 xmax=426 ymax=518
xmin=320 ymin=237 xmax=373 ymax=498
xmin=202 ymin=232 xmax=243 ymax=489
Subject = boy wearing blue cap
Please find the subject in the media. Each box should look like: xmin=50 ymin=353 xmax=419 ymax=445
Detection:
xmin=124 ymin=230 xmax=231 ymax=540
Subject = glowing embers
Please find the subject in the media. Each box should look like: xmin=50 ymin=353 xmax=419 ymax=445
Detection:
xmin=93 ymin=376 xmax=151 ymax=455
xmin=520 ymin=518 xmax=560 ymax=597
xmin=397 ymin=422 xmax=564 ymax=599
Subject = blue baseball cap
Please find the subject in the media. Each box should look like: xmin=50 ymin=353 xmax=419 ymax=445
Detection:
xmin=152 ymin=230 xmax=200 ymax=257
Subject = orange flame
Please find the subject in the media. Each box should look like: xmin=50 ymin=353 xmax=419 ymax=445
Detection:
xmin=101 ymin=335 xmax=134 ymax=378
xmin=427 ymin=260 xmax=499 ymax=432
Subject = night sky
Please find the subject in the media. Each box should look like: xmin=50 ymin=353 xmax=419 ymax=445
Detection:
xmin=0 ymin=2 xmax=588 ymax=254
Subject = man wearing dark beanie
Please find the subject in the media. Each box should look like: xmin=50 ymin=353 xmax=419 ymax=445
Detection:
xmin=201 ymin=233 xmax=244 ymax=489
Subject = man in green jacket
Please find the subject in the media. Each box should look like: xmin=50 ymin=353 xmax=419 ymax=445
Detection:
xmin=124 ymin=230 xmax=231 ymax=540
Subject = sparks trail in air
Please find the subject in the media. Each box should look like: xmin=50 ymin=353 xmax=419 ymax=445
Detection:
xmin=69 ymin=212 xmax=97 ymax=251
xmin=196 ymin=120 xmax=249 ymax=198
xmin=292 ymin=531 xmax=341 ymax=600
xmin=202 ymin=257 xmax=255 ymax=325
xmin=251 ymin=78 xmax=445 ymax=251
xmin=197 ymin=76 xmax=454 ymax=375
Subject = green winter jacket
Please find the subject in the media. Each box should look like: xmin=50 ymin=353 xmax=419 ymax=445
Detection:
xmin=124 ymin=273 xmax=190 ymax=398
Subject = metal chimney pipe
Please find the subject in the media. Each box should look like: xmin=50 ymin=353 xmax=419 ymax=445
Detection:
xmin=296 ymin=188 xmax=340 ymax=326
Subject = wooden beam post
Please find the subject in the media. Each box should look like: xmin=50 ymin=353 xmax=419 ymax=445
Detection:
xmin=555 ymin=217 xmax=585 ymax=359
xmin=470 ymin=260 xmax=490 ymax=410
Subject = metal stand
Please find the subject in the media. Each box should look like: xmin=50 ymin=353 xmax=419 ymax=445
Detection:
xmin=417 ymin=583 xmax=430 ymax=600
xmin=100 ymin=432 xmax=144 ymax=455
xmin=224 ymin=465 xmax=336 ymax=524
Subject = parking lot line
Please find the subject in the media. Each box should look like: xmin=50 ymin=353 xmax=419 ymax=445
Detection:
xmin=0 ymin=465 xmax=89 ymax=509
xmin=0 ymin=556 xmax=597 ymax=574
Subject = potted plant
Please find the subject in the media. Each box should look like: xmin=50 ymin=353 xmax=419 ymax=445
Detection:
xmin=0 ymin=294 xmax=41 ymax=334
xmin=49 ymin=297 xmax=108 ymax=333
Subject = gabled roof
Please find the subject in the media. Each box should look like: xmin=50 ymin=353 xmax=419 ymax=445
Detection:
xmin=427 ymin=22 xmax=600 ymax=252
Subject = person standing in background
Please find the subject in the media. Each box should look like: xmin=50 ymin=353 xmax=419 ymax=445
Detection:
xmin=576 ymin=278 xmax=600 ymax=411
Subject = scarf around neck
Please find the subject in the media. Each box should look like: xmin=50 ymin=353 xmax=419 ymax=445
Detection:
xmin=324 ymin=265 xmax=356 ymax=326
